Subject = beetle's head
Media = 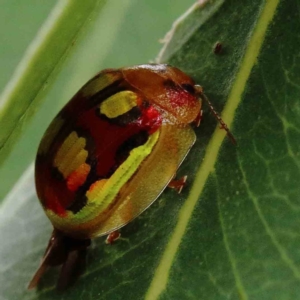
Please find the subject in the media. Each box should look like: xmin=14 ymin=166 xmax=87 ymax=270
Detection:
xmin=122 ymin=64 xmax=202 ymax=125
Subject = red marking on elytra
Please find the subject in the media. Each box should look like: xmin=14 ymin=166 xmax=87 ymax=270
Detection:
xmin=45 ymin=188 xmax=67 ymax=217
xmin=78 ymin=109 xmax=146 ymax=177
xmin=77 ymin=103 xmax=163 ymax=177
xmin=35 ymin=160 xmax=74 ymax=215
xmin=52 ymin=202 xmax=67 ymax=217
xmin=168 ymin=89 xmax=195 ymax=108
xmin=138 ymin=106 xmax=162 ymax=134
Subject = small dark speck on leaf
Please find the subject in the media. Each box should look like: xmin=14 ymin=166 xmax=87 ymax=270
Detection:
xmin=213 ymin=42 xmax=223 ymax=54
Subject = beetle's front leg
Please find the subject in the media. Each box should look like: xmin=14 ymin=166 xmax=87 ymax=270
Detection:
xmin=168 ymin=175 xmax=187 ymax=194
xmin=193 ymin=110 xmax=203 ymax=127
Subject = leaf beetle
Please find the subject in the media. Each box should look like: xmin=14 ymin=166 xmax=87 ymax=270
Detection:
xmin=29 ymin=64 xmax=234 ymax=290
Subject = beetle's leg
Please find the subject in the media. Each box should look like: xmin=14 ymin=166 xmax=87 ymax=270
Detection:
xmin=56 ymin=236 xmax=91 ymax=291
xmin=193 ymin=110 xmax=203 ymax=127
xmin=28 ymin=229 xmax=91 ymax=291
xmin=57 ymin=246 xmax=88 ymax=291
xmin=28 ymin=229 xmax=65 ymax=289
xmin=168 ymin=175 xmax=187 ymax=194
xmin=106 ymin=231 xmax=121 ymax=244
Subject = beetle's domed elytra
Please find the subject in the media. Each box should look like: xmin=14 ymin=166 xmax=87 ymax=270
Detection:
xmin=35 ymin=64 xmax=201 ymax=240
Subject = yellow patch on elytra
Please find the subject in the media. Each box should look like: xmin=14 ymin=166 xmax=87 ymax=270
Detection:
xmin=54 ymin=131 xmax=88 ymax=178
xmin=99 ymin=91 xmax=139 ymax=118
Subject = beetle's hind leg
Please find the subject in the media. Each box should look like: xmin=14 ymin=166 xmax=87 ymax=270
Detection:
xmin=57 ymin=244 xmax=89 ymax=291
xmin=28 ymin=229 xmax=91 ymax=291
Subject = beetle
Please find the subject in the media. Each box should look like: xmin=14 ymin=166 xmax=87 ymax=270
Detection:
xmin=28 ymin=64 xmax=234 ymax=290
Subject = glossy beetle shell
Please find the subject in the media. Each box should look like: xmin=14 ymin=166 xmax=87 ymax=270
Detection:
xmin=35 ymin=64 xmax=201 ymax=239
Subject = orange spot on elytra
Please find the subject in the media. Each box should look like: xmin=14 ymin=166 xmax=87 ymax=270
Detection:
xmin=136 ymin=95 xmax=143 ymax=106
xmin=88 ymin=179 xmax=107 ymax=193
xmin=67 ymin=163 xmax=91 ymax=192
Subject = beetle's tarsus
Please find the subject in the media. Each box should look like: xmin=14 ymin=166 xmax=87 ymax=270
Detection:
xmin=193 ymin=110 xmax=203 ymax=127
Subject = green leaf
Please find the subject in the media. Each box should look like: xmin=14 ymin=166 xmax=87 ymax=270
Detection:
xmin=1 ymin=0 xmax=300 ymax=299
xmin=0 ymin=0 xmax=106 ymax=167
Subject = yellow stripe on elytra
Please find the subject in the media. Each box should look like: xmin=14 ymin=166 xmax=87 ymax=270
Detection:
xmin=146 ymin=1 xmax=280 ymax=300
xmin=47 ymin=130 xmax=160 ymax=225
xmin=54 ymin=131 xmax=88 ymax=178
xmin=99 ymin=91 xmax=138 ymax=118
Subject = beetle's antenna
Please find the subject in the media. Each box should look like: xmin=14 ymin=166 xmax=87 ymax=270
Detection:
xmin=196 ymin=86 xmax=236 ymax=144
